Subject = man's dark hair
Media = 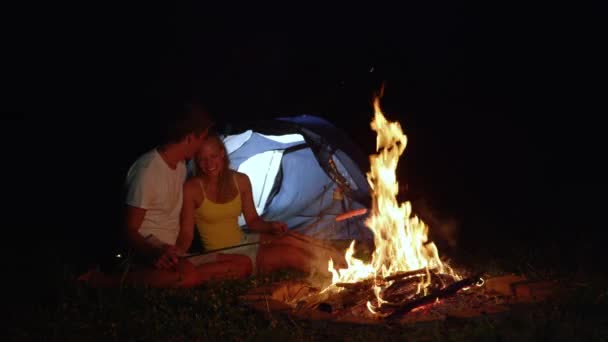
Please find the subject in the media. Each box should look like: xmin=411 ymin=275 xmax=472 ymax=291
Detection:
xmin=163 ymin=100 xmax=214 ymax=144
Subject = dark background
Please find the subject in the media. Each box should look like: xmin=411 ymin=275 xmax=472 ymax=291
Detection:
xmin=4 ymin=3 xmax=606 ymax=275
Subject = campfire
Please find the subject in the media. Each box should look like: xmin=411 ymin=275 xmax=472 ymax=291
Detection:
xmin=241 ymin=92 xmax=557 ymax=324
xmin=312 ymin=92 xmax=474 ymax=319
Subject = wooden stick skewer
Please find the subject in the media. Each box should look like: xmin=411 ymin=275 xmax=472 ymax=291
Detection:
xmin=179 ymin=240 xmax=271 ymax=259
xmin=179 ymin=230 xmax=341 ymax=259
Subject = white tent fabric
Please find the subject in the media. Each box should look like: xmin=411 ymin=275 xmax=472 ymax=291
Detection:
xmin=235 ymin=149 xmax=285 ymax=226
xmin=223 ymin=130 xmax=307 ymax=225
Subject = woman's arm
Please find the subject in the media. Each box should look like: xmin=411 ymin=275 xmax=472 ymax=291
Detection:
xmin=238 ymin=172 xmax=287 ymax=234
xmin=176 ymin=180 xmax=199 ymax=254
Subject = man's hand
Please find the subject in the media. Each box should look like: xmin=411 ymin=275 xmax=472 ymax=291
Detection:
xmin=269 ymin=221 xmax=288 ymax=235
xmin=154 ymin=244 xmax=179 ymax=269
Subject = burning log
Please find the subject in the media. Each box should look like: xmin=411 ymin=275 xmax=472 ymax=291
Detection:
xmin=318 ymin=272 xmax=467 ymax=319
xmin=320 ymin=268 xmax=455 ymax=312
xmin=381 ymin=270 xmax=459 ymax=304
xmin=381 ymin=280 xmax=420 ymax=304
xmin=431 ymin=272 xmax=458 ymax=288
xmin=381 ymin=272 xmax=484 ymax=321
xmin=333 ymin=267 xmax=445 ymax=306
xmin=335 ymin=279 xmax=376 ymax=291
xmin=335 ymin=267 xmax=438 ymax=290
xmin=384 ymin=267 xmax=439 ymax=281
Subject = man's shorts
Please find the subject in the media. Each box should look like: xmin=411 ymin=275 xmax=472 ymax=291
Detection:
xmin=186 ymin=233 xmax=261 ymax=273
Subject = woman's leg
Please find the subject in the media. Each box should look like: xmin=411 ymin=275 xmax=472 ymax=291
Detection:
xmin=177 ymin=253 xmax=253 ymax=288
xmin=256 ymin=244 xmax=332 ymax=276
xmin=259 ymin=232 xmax=348 ymax=269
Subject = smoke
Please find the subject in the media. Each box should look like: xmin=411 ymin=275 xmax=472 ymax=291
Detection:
xmin=412 ymin=197 xmax=460 ymax=251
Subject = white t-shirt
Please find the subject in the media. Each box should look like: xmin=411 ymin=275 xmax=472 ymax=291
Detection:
xmin=125 ymin=148 xmax=187 ymax=245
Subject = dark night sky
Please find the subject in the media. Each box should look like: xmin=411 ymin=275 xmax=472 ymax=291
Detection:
xmin=5 ymin=3 xmax=606 ymax=268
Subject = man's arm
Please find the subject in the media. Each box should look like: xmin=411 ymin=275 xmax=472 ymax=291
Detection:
xmin=125 ymin=205 xmax=178 ymax=269
xmin=125 ymin=205 xmax=162 ymax=259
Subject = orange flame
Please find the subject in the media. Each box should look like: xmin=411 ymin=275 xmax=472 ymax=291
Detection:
xmin=321 ymin=92 xmax=460 ymax=314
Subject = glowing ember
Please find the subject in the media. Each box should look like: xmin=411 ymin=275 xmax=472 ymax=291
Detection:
xmin=321 ymin=91 xmax=461 ymax=315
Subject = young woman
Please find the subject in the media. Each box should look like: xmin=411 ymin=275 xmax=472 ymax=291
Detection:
xmin=177 ymin=134 xmax=347 ymax=275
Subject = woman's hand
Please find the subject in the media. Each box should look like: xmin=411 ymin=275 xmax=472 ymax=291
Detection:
xmin=268 ymin=221 xmax=288 ymax=235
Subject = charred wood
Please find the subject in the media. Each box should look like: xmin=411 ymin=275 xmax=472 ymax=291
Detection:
xmin=382 ymin=273 xmax=484 ymax=321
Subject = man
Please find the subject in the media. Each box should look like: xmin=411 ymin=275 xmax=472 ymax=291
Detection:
xmin=124 ymin=101 xmax=212 ymax=269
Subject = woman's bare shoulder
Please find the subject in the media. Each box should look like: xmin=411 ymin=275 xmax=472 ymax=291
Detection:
xmin=233 ymin=171 xmax=251 ymax=181
xmin=233 ymin=171 xmax=252 ymax=189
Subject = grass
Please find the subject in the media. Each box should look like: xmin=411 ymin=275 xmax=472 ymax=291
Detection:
xmin=7 ymin=239 xmax=608 ymax=341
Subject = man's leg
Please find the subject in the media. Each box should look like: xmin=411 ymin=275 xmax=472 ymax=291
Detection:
xmin=78 ymin=265 xmax=184 ymax=288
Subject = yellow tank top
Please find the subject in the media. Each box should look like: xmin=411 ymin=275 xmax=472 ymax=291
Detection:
xmin=195 ymin=174 xmax=244 ymax=251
